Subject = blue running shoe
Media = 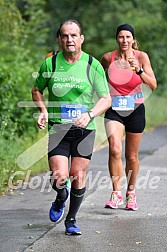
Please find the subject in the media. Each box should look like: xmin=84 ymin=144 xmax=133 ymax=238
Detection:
xmin=49 ymin=186 xmax=70 ymax=223
xmin=65 ymin=218 xmax=81 ymax=235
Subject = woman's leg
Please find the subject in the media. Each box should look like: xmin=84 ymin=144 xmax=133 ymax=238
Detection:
xmin=105 ymin=120 xmax=124 ymax=191
xmin=125 ymin=132 xmax=143 ymax=191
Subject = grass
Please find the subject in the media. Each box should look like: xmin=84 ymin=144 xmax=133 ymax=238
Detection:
xmin=145 ymin=95 xmax=167 ymax=129
xmin=1 ymin=92 xmax=167 ymax=194
xmin=0 ymin=131 xmax=48 ymax=194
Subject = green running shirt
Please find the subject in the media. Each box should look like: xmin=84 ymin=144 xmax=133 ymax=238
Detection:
xmin=34 ymin=51 xmax=109 ymax=132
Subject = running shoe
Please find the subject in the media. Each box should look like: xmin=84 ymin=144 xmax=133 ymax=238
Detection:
xmin=125 ymin=191 xmax=138 ymax=211
xmin=105 ymin=191 xmax=123 ymax=209
xmin=65 ymin=218 xmax=81 ymax=235
xmin=49 ymin=186 xmax=70 ymax=223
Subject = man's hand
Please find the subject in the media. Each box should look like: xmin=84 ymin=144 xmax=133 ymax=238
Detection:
xmin=74 ymin=112 xmax=91 ymax=128
xmin=37 ymin=111 xmax=48 ymax=129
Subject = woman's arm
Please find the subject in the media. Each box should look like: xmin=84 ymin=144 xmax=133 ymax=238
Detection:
xmin=101 ymin=52 xmax=112 ymax=71
xmin=137 ymin=51 xmax=157 ymax=91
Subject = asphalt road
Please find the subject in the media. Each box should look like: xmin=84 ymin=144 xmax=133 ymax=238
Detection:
xmin=0 ymin=124 xmax=167 ymax=252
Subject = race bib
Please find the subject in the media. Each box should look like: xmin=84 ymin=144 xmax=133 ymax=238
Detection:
xmin=112 ymin=95 xmax=135 ymax=111
xmin=61 ymin=104 xmax=87 ymax=122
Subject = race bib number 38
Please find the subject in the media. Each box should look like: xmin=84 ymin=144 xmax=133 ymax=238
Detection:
xmin=61 ymin=104 xmax=87 ymax=122
xmin=112 ymin=95 xmax=135 ymax=111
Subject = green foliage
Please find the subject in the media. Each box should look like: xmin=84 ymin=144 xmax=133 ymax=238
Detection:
xmin=45 ymin=0 xmax=167 ymax=86
xmin=0 ymin=0 xmax=49 ymax=140
xmin=0 ymin=0 xmax=49 ymax=192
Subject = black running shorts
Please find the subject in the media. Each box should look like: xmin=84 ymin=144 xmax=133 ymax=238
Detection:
xmin=104 ymin=103 xmax=146 ymax=133
xmin=48 ymin=124 xmax=95 ymax=160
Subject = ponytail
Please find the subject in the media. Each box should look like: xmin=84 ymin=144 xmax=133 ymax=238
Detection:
xmin=132 ymin=39 xmax=139 ymax=50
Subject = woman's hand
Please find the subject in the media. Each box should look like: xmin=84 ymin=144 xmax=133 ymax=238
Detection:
xmin=128 ymin=57 xmax=140 ymax=72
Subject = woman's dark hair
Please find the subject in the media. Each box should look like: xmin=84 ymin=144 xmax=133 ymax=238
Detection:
xmin=116 ymin=23 xmax=135 ymax=39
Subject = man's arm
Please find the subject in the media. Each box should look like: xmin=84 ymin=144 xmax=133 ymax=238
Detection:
xmin=90 ymin=93 xmax=111 ymax=117
xmin=32 ymin=86 xmax=48 ymax=129
xmin=74 ymin=93 xmax=111 ymax=128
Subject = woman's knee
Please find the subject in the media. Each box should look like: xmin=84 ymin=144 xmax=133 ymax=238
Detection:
xmin=125 ymin=152 xmax=138 ymax=164
xmin=109 ymin=142 xmax=122 ymax=159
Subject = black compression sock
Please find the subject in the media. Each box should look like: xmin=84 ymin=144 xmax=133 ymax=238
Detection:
xmin=66 ymin=187 xmax=86 ymax=221
xmin=52 ymin=182 xmax=68 ymax=202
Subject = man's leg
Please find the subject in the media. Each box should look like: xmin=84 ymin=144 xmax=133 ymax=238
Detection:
xmin=65 ymin=157 xmax=90 ymax=235
xmin=49 ymin=155 xmax=69 ymax=222
xmin=66 ymin=157 xmax=90 ymax=218
xmin=64 ymin=128 xmax=95 ymax=235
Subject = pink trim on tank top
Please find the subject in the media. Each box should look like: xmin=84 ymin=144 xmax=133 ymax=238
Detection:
xmin=108 ymin=50 xmax=144 ymax=103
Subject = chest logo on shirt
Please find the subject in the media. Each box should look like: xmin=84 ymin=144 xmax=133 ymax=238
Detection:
xmin=58 ymin=66 xmax=64 ymax=71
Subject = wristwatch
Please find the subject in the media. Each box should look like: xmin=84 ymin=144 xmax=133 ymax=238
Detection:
xmin=88 ymin=110 xmax=95 ymax=120
xmin=136 ymin=67 xmax=144 ymax=75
